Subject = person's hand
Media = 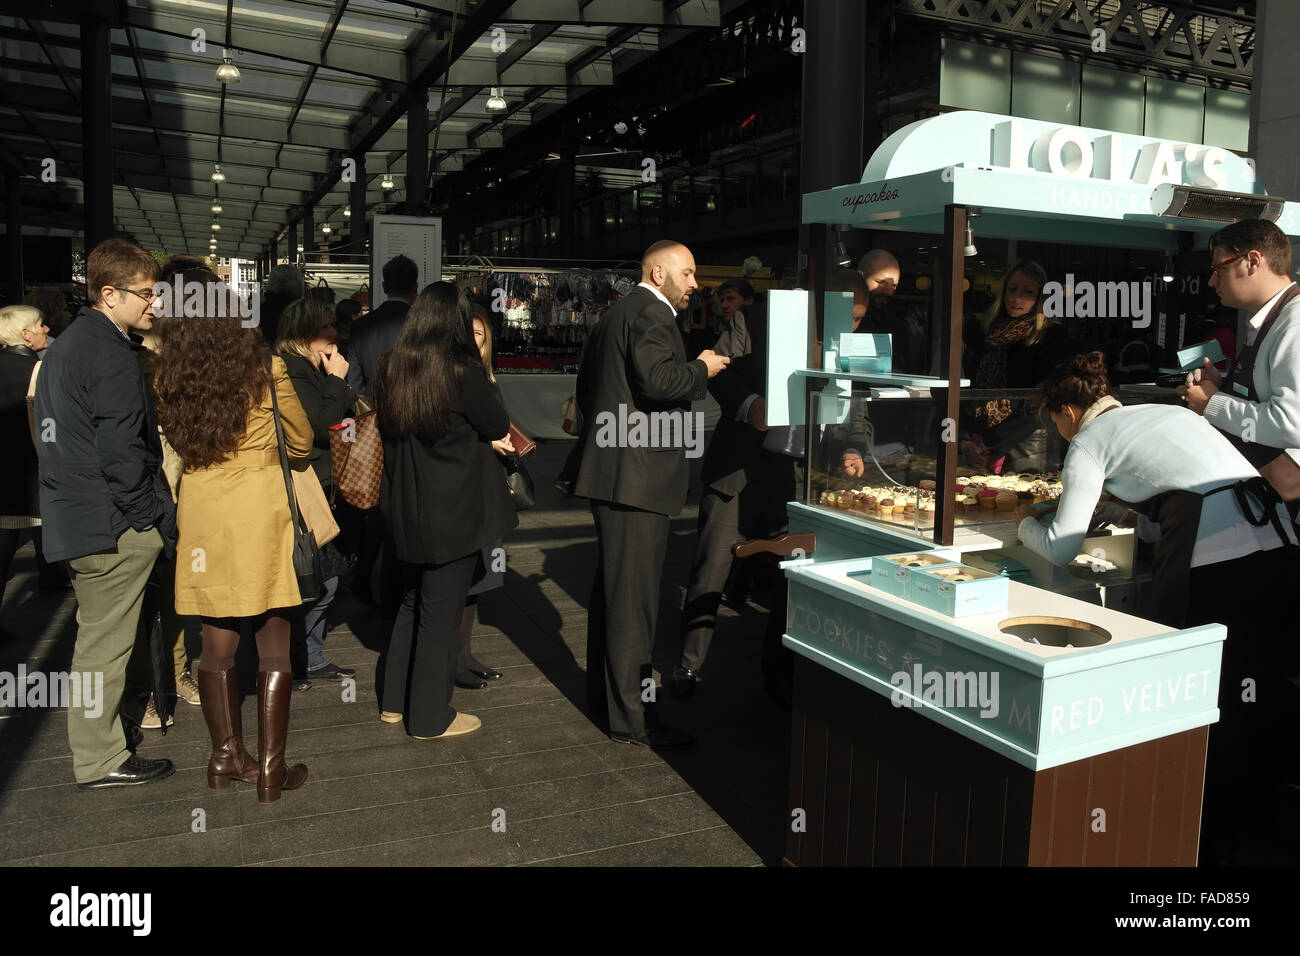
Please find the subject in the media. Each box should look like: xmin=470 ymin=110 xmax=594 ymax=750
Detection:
xmin=1094 ymin=501 xmax=1135 ymax=526
xmin=1198 ymin=356 xmax=1223 ymax=388
xmin=491 ymin=435 xmax=515 ymax=456
xmin=319 ymin=347 xmax=349 ymax=380
xmin=697 ymin=349 xmax=731 ymax=379
xmin=747 ymin=397 xmax=768 ymax=432
xmin=1177 ymin=373 xmax=1218 ymax=415
xmin=841 ymin=452 xmax=865 ymax=478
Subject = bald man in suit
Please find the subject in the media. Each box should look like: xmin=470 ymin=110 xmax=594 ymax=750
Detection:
xmin=574 ymin=240 xmax=730 ymax=747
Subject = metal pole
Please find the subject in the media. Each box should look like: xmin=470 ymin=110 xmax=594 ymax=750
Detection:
xmin=81 ymin=14 xmax=114 ymax=251
xmin=936 ymin=204 xmax=968 ymax=548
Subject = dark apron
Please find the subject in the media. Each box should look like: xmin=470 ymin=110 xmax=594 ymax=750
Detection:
xmin=1218 ymin=282 xmax=1300 ymax=469
xmin=1130 ymin=477 xmax=1294 ymax=629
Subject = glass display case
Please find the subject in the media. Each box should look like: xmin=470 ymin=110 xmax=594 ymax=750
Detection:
xmin=804 ymin=379 xmax=1177 ymax=546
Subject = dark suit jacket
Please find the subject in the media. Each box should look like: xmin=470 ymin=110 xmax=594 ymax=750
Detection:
xmin=380 ymin=362 xmax=517 ymax=565
xmin=701 ymin=303 xmax=796 ymax=530
xmin=33 ymin=307 xmax=177 ymax=562
xmin=346 ymin=297 xmax=411 ymax=396
xmin=0 ymin=345 xmax=40 ymax=516
xmin=281 ymin=353 xmax=356 ymax=489
xmin=573 ymin=286 xmax=708 ymax=516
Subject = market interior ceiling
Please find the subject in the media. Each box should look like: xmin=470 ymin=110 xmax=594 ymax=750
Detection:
xmin=0 ymin=0 xmax=1260 ymax=262
xmin=1 ymin=0 xmax=744 ymax=259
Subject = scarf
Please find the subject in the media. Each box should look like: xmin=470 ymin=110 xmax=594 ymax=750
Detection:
xmin=973 ymin=312 xmax=1039 ymax=427
xmin=1078 ymin=394 xmax=1122 ymax=426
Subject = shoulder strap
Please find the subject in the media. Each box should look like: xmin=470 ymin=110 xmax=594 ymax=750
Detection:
xmin=1251 ymin=283 xmax=1300 ymax=353
xmin=268 ymin=360 xmax=308 ymax=533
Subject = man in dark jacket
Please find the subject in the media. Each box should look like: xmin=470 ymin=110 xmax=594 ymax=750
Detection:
xmin=673 ymin=285 xmax=795 ymax=697
xmin=346 ymin=254 xmax=418 ymax=396
xmin=574 ymin=240 xmax=729 ymax=747
xmin=34 ymin=238 xmax=177 ymax=789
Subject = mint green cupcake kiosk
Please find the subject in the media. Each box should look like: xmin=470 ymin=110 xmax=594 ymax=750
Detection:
xmin=766 ymin=110 xmax=1300 ymax=866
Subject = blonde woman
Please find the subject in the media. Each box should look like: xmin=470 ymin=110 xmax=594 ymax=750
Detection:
xmin=967 ymin=260 xmax=1071 ymax=473
xmin=0 ymin=305 xmax=53 ymax=637
xmin=456 ymin=306 xmax=511 ymax=688
xmin=276 ymin=298 xmax=357 ymax=683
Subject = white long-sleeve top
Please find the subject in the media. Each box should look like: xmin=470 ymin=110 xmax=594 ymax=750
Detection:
xmin=1203 ymin=283 xmax=1300 ymax=465
xmin=1018 ymin=403 xmax=1294 ymax=568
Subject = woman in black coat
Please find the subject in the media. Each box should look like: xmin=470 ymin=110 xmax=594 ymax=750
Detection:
xmin=374 ymin=282 xmax=516 ymax=739
xmin=275 ymin=299 xmax=356 ymax=683
xmin=0 ymin=305 xmax=54 ymax=636
xmin=966 ymin=260 xmax=1072 ymax=473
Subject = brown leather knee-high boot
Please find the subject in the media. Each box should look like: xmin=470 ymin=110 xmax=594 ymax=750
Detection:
xmin=198 ymin=667 xmax=259 ymax=789
xmin=257 ymin=670 xmax=308 ymax=803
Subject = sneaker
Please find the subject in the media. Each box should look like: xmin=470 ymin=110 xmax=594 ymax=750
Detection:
xmin=176 ymin=669 xmax=201 ymax=705
xmin=140 ymin=694 xmax=173 ymax=729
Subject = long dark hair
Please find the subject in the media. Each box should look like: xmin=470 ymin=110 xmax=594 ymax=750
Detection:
xmin=156 ymin=275 xmax=273 ymax=468
xmin=374 ymin=281 xmax=479 ymax=442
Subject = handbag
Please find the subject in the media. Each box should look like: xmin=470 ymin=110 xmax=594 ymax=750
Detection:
xmin=561 ymin=395 xmax=583 ymax=436
xmin=503 ymin=454 xmax=536 ymax=511
xmin=269 ymin=372 xmax=324 ymax=603
xmin=328 ymin=409 xmax=383 ymax=510
xmin=291 ymin=464 xmax=340 ymax=547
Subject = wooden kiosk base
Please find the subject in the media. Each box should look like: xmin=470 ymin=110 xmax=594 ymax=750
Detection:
xmin=785 ymin=655 xmax=1208 ymax=866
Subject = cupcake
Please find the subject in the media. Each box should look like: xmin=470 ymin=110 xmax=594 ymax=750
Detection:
xmin=918 ymin=479 xmax=936 ymax=492
xmin=892 ymin=501 xmax=906 ymax=516
xmin=996 ymin=490 xmax=1017 ymax=512
xmin=978 ymin=489 xmax=999 ymax=510
xmin=878 ymin=496 xmax=894 ymax=513
xmin=903 ymin=499 xmax=916 ymax=517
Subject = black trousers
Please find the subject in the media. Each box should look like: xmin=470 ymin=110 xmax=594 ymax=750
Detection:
xmin=586 ymin=501 xmax=670 ymax=737
xmin=678 ymin=488 xmax=742 ymax=673
xmin=380 ymin=552 xmax=478 ymax=737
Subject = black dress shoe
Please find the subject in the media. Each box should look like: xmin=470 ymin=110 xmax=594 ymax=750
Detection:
xmin=455 ymin=670 xmax=487 ymax=690
xmin=307 ymin=663 xmax=356 ymax=681
xmin=468 ymin=666 xmax=502 ymax=681
xmin=292 ymin=678 xmax=312 ymax=692
xmin=77 ymin=755 xmax=175 ymax=790
xmin=671 ymin=665 xmax=700 ymax=699
xmin=609 ymin=724 xmax=695 ymax=749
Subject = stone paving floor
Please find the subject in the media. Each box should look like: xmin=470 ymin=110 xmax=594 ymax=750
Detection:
xmin=0 ymin=442 xmax=791 ymax=867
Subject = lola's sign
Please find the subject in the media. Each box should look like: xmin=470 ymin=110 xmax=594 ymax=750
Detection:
xmin=992 ymin=118 xmax=1234 ymax=189
xmin=861 ymin=110 xmax=1258 ymax=195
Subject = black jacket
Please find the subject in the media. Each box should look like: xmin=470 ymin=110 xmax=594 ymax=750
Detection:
xmin=281 ymin=352 xmax=356 ymax=489
xmin=346 ymin=298 xmax=411 ymax=396
xmin=0 ymin=345 xmax=41 ymax=517
xmin=33 ymin=307 xmax=177 ymax=561
xmin=573 ymin=286 xmax=708 ymax=515
xmin=380 ymin=361 xmax=516 ymax=565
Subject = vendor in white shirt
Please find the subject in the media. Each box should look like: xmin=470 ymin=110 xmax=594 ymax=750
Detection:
xmin=1016 ymin=351 xmax=1294 ymax=629
xmin=1018 ymin=351 xmax=1298 ymax=863
xmin=1179 ymin=219 xmax=1300 ymax=502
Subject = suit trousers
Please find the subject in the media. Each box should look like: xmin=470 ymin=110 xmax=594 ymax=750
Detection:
xmin=381 ymin=552 xmax=478 ymax=737
xmin=586 ymin=501 xmax=670 ymax=736
xmin=65 ymin=526 xmax=163 ymax=782
xmin=678 ymin=487 xmax=742 ymax=673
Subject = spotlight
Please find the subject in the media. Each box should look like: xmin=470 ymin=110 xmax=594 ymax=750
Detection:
xmin=834 ymin=241 xmax=851 ymax=267
xmin=963 ymin=222 xmax=977 ymax=257
xmin=211 ymin=221 xmax=221 ymax=231
xmin=297 ymin=243 xmax=304 ymax=253
xmin=215 ymin=54 xmax=241 ymax=84
xmin=343 ymin=206 xmax=351 ymax=218
xmin=210 ymin=202 xmax=223 ymax=214
xmin=486 ymin=87 xmax=507 ymax=111
xmin=322 ymin=223 xmax=332 ymax=235
xmin=211 ymin=164 xmax=226 ymax=183
xmin=614 ymin=121 xmax=628 ymax=135
xmin=381 ymin=173 xmax=395 ymax=191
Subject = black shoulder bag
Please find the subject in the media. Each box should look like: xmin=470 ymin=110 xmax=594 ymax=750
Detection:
xmin=269 ymin=367 xmax=324 ymax=603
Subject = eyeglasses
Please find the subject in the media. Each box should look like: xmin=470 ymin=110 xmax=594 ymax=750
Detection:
xmin=1210 ymin=253 xmax=1246 ymax=276
xmin=112 ymin=286 xmax=158 ymax=304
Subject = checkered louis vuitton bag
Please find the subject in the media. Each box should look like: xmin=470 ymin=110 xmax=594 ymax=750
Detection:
xmin=328 ymin=408 xmax=383 ymax=510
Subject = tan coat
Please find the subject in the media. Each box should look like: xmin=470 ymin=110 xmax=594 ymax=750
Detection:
xmin=173 ymin=356 xmax=314 ymax=617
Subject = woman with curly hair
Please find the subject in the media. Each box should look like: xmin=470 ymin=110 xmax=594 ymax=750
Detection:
xmin=155 ymin=292 xmax=315 ymax=802
xmin=375 ymin=282 xmax=516 ymax=739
